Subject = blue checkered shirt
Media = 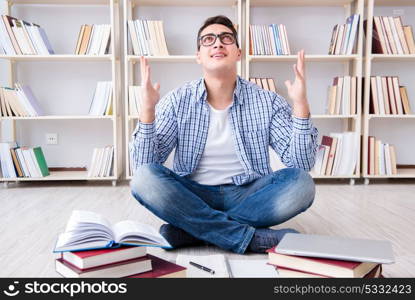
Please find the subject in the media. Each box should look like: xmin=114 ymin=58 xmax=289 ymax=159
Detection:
xmin=130 ymin=76 xmax=318 ymax=185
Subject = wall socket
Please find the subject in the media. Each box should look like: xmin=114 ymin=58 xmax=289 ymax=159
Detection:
xmin=46 ymin=133 xmax=58 ymax=145
xmin=393 ymin=9 xmax=404 ymax=16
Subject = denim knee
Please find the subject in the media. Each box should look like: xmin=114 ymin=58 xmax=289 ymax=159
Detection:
xmin=293 ymin=168 xmax=315 ymax=210
xmin=130 ymin=163 xmax=165 ymax=206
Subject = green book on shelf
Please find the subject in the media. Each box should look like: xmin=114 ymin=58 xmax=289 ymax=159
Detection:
xmin=32 ymin=146 xmax=50 ymax=176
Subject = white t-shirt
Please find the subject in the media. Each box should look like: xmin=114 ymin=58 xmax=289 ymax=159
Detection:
xmin=189 ymin=102 xmax=245 ymax=185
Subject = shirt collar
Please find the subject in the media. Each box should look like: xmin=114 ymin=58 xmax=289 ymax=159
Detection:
xmin=195 ymin=76 xmax=244 ymax=105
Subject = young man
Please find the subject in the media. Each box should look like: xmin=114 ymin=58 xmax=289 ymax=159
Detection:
xmin=130 ymin=16 xmax=318 ymax=254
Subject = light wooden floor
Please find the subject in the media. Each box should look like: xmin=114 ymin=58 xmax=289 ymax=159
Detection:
xmin=0 ymin=179 xmax=414 ymax=277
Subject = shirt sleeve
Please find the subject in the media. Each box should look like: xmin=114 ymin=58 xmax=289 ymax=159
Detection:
xmin=269 ymin=94 xmax=318 ymax=171
xmin=129 ymin=90 xmax=178 ymax=172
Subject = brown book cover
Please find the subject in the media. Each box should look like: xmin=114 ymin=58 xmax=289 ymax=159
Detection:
xmin=369 ymin=136 xmax=375 ymax=176
xmin=10 ymin=147 xmax=23 ymax=177
xmin=267 ymin=78 xmax=277 ymax=93
xmin=327 ymin=84 xmax=337 ymax=115
xmin=386 ymin=76 xmax=397 ymax=114
xmin=78 ymin=24 xmax=92 ymax=55
xmin=403 ymin=25 xmax=415 ymax=54
xmin=375 ymin=139 xmax=381 ymax=175
xmin=328 ymin=24 xmax=339 ymax=55
xmin=127 ymin=254 xmax=186 ymax=278
xmin=75 ymin=25 xmax=86 ymax=54
xmin=399 ymin=86 xmax=412 ymax=114
xmin=381 ymin=76 xmax=390 ymax=114
xmin=394 ymin=17 xmax=410 ymax=54
xmin=261 ymin=78 xmax=269 ymax=91
xmin=389 ymin=145 xmax=398 ymax=175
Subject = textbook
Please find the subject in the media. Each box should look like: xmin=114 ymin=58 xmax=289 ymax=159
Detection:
xmin=54 ymin=210 xmax=172 ymax=252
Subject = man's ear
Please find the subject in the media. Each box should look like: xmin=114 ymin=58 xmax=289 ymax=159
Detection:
xmin=237 ymin=48 xmax=242 ymax=61
xmin=196 ymin=50 xmax=202 ymax=64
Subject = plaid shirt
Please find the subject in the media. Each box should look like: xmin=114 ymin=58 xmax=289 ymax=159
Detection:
xmin=130 ymin=76 xmax=318 ymax=185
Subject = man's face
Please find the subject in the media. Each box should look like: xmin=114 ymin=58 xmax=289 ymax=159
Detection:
xmin=196 ymin=24 xmax=241 ymax=74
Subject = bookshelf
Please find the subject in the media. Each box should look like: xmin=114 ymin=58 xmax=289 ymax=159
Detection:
xmin=0 ymin=0 xmax=122 ymax=185
xmin=123 ymin=0 xmax=242 ymax=179
xmin=362 ymin=0 xmax=415 ymax=184
xmin=245 ymin=0 xmax=364 ymax=184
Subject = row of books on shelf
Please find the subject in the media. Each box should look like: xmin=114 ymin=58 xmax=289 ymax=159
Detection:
xmin=368 ymin=16 xmax=415 ymax=55
xmin=128 ymin=19 xmax=169 ymax=56
xmin=0 ymin=85 xmax=43 ymax=117
xmin=249 ymin=77 xmax=277 ymax=93
xmin=326 ymin=76 xmax=358 ymax=115
xmin=0 ymin=143 xmax=49 ymax=178
xmin=249 ymin=24 xmax=291 ymax=55
xmin=313 ymin=132 xmax=358 ymax=176
xmin=0 ymin=15 xmax=54 ymax=55
xmin=54 ymin=210 xmax=185 ymax=278
xmin=370 ymin=76 xmax=411 ymax=115
xmin=128 ymin=85 xmax=141 ymax=116
xmin=328 ymin=14 xmax=360 ymax=55
xmin=88 ymin=81 xmax=113 ymax=116
xmin=75 ymin=24 xmax=111 ymax=55
xmin=267 ymin=247 xmax=382 ymax=278
xmin=368 ymin=137 xmax=397 ymax=176
xmin=87 ymin=146 xmax=114 ymax=178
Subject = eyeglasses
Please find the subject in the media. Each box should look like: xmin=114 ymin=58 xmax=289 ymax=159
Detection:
xmin=198 ymin=32 xmax=237 ymax=47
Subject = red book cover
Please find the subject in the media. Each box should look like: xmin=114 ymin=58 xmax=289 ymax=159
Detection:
xmin=68 ymin=246 xmax=141 ymax=259
xmin=127 ymin=254 xmax=186 ymax=278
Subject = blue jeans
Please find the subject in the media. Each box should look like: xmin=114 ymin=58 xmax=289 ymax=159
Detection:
xmin=130 ymin=163 xmax=315 ymax=254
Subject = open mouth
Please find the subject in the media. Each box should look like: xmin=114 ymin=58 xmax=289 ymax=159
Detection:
xmin=210 ymin=53 xmax=227 ymax=59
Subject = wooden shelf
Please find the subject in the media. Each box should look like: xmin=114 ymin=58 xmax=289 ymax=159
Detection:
xmin=0 ymin=55 xmax=112 ymax=62
xmin=371 ymin=54 xmax=415 ymax=62
xmin=248 ymin=55 xmax=359 ymax=62
xmin=365 ymin=168 xmax=415 ymax=178
xmin=0 ymin=116 xmax=115 ymax=120
xmin=310 ymin=172 xmax=360 ymax=179
xmin=250 ymin=0 xmax=354 ymax=6
xmin=9 ymin=0 xmax=110 ymax=5
xmin=1 ymin=171 xmax=117 ymax=182
xmin=312 ymin=114 xmax=358 ymax=119
xmin=132 ymin=0 xmax=238 ymax=6
xmin=128 ymin=55 xmax=196 ymax=63
xmin=368 ymin=114 xmax=415 ymax=120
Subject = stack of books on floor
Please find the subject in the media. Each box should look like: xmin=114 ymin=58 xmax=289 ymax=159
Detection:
xmin=128 ymin=19 xmax=169 ymax=56
xmin=326 ymin=76 xmax=358 ymax=115
xmin=54 ymin=210 xmax=185 ymax=278
xmin=75 ymin=24 xmax=111 ymax=55
xmin=0 ymin=143 xmax=49 ymax=178
xmin=367 ymin=16 xmax=415 ymax=55
xmin=367 ymin=136 xmax=397 ymax=176
xmin=0 ymin=15 xmax=54 ymax=55
xmin=88 ymin=81 xmax=113 ymax=116
xmin=128 ymin=85 xmax=142 ymax=116
xmin=249 ymin=24 xmax=290 ymax=55
xmin=370 ymin=76 xmax=411 ymax=115
xmin=249 ymin=78 xmax=277 ymax=93
xmin=87 ymin=146 xmax=114 ymax=178
xmin=328 ymin=14 xmax=360 ymax=55
xmin=0 ymin=84 xmax=43 ymax=117
xmin=56 ymin=247 xmax=186 ymax=278
xmin=313 ymin=132 xmax=359 ymax=176
xmin=267 ymin=247 xmax=383 ymax=278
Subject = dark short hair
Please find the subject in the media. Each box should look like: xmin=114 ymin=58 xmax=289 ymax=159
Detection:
xmin=197 ymin=15 xmax=239 ymax=50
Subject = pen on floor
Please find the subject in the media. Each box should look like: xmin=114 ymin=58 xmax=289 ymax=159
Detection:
xmin=189 ymin=261 xmax=215 ymax=275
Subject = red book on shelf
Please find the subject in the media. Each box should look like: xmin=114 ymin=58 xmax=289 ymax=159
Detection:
xmin=127 ymin=254 xmax=186 ymax=278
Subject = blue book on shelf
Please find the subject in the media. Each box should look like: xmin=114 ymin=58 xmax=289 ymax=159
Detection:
xmin=272 ymin=24 xmax=282 ymax=55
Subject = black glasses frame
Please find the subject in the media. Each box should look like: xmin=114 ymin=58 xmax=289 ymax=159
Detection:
xmin=198 ymin=32 xmax=237 ymax=47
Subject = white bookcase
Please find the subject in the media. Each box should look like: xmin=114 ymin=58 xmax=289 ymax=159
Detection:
xmin=362 ymin=0 xmax=415 ymax=184
xmin=0 ymin=0 xmax=122 ymax=185
xmin=123 ymin=0 xmax=242 ymax=179
xmin=245 ymin=0 xmax=364 ymax=184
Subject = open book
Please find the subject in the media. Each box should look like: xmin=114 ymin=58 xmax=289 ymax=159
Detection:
xmin=54 ymin=210 xmax=172 ymax=252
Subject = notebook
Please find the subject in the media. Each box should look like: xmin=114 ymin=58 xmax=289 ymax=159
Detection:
xmin=176 ymin=254 xmax=278 ymax=278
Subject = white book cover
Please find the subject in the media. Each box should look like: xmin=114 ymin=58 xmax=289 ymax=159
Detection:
xmin=379 ymin=142 xmax=386 ymax=176
xmin=135 ymin=20 xmax=148 ymax=56
xmin=384 ymin=144 xmax=392 ymax=175
xmin=0 ymin=18 xmax=16 ymax=54
xmin=388 ymin=16 xmax=403 ymax=55
xmin=337 ymin=132 xmax=358 ymax=176
xmin=376 ymin=76 xmax=385 ymax=115
xmin=86 ymin=25 xmax=96 ymax=54
xmin=99 ymin=147 xmax=110 ymax=177
xmin=313 ymin=145 xmax=326 ymax=175
xmin=0 ymin=143 xmax=17 ymax=178
xmin=341 ymin=76 xmax=351 ymax=115
xmin=392 ymin=77 xmax=404 ymax=115
xmin=24 ymin=23 xmax=41 ymax=55
xmin=330 ymin=133 xmax=343 ymax=176
xmin=106 ymin=146 xmax=114 ymax=177
xmin=268 ymin=25 xmax=277 ymax=56
xmin=16 ymin=148 xmax=29 ymax=177
xmin=22 ymin=148 xmax=37 ymax=177
xmin=128 ymin=20 xmax=140 ymax=55
xmin=346 ymin=14 xmax=360 ymax=55
xmin=29 ymin=148 xmax=43 ymax=177
xmin=87 ymin=148 xmax=98 ymax=177
xmin=31 ymin=25 xmax=50 ymax=55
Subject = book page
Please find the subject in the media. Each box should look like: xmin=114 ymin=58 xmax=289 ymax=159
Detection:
xmin=176 ymin=254 xmax=229 ymax=278
xmin=228 ymin=259 xmax=279 ymax=278
xmin=64 ymin=210 xmax=112 ymax=233
xmin=112 ymin=220 xmax=170 ymax=247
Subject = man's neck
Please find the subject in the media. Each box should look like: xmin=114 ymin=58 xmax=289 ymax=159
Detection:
xmin=204 ymin=72 xmax=237 ymax=110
